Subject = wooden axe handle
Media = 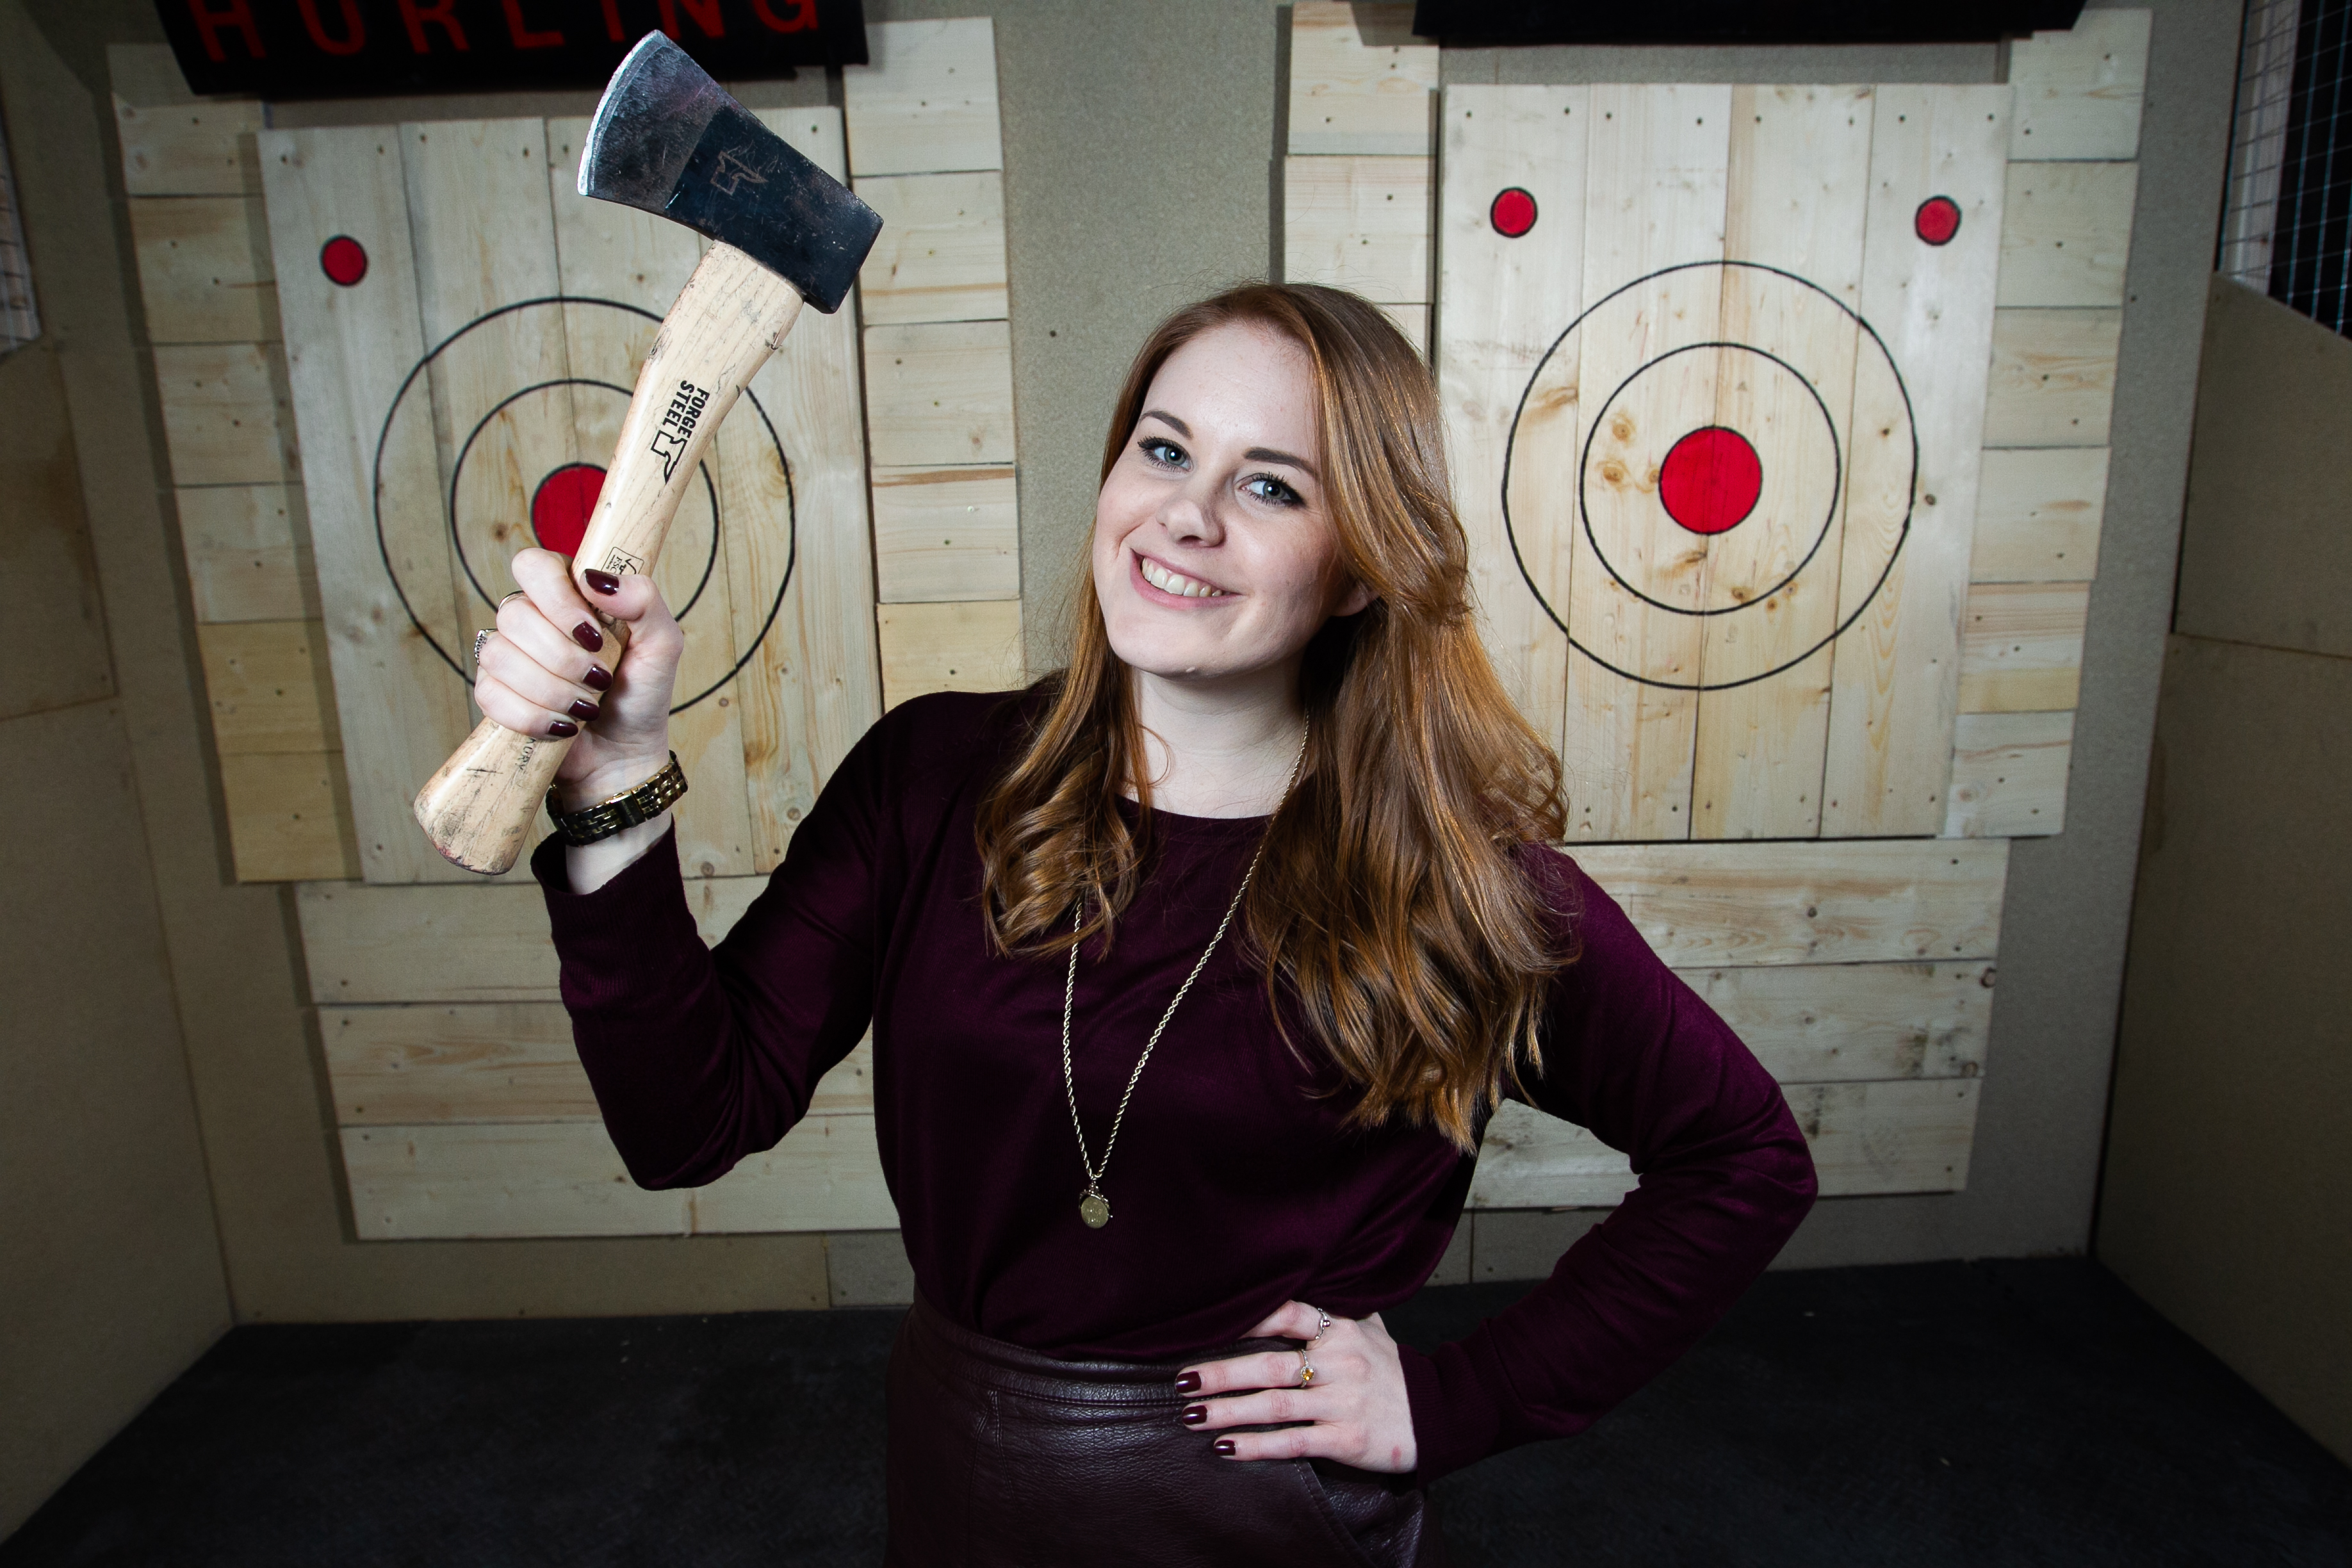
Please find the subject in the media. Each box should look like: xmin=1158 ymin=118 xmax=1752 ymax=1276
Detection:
xmin=413 ymin=243 xmax=806 ymax=875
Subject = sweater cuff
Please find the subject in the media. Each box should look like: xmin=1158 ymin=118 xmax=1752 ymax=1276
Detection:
xmin=530 ymin=825 xmax=701 ymax=1006
xmin=1396 ymin=1330 xmax=1514 ymax=1485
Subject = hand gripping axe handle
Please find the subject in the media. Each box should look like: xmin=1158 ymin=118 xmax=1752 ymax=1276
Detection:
xmin=413 ymin=33 xmax=882 ymax=875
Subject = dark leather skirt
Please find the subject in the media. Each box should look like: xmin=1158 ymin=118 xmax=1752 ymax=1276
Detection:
xmin=885 ymin=1289 xmax=1447 ymax=1567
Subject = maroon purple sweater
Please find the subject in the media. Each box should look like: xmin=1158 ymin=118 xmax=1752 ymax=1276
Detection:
xmin=534 ymin=690 xmax=1818 ymax=1482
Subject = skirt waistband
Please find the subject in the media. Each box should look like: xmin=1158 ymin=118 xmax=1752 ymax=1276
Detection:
xmin=904 ymin=1288 xmax=1302 ymax=1407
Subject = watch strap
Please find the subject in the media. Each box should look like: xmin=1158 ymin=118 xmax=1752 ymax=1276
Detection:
xmin=546 ymin=752 xmax=689 ymax=846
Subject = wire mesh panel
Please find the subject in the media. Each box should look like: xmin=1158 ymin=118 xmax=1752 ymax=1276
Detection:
xmin=2227 ymin=0 xmax=2352 ymax=333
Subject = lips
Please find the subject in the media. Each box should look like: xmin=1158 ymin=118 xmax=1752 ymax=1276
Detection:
xmin=1136 ymin=553 xmax=1231 ymax=600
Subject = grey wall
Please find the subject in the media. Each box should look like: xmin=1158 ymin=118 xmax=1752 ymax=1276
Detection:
xmin=2097 ymin=278 xmax=2352 ymax=1467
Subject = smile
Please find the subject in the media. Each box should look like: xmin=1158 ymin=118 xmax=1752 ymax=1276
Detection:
xmin=1136 ymin=555 xmax=1232 ymax=600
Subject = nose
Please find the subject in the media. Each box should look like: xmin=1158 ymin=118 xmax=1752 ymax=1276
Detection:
xmin=1159 ymin=475 xmax=1224 ymax=547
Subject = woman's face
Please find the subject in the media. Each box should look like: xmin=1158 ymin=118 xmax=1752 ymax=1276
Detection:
xmin=1091 ymin=321 xmax=1371 ymax=688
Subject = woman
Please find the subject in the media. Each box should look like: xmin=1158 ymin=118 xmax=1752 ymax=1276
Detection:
xmin=478 ymin=282 xmax=1817 ymax=1565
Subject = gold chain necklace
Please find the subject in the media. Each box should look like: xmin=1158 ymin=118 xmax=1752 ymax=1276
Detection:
xmin=1060 ymin=721 xmax=1310 ymax=1230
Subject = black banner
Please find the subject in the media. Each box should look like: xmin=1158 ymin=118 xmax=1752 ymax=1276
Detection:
xmin=155 ymin=0 xmax=867 ymax=99
xmin=1411 ymin=0 xmax=2086 ymax=44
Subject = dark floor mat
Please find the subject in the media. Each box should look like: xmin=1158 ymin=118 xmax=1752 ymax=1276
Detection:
xmin=5 ymin=1259 xmax=2347 ymax=1565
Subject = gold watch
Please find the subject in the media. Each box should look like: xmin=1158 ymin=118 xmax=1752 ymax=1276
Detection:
xmin=546 ymin=753 xmax=688 ymax=846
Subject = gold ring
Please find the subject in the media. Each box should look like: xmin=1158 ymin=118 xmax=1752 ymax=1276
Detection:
xmin=1297 ymin=1353 xmax=1316 ymax=1388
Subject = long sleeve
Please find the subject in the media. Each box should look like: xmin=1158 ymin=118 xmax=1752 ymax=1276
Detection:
xmin=1393 ymin=851 xmax=1820 ymax=1483
xmin=532 ymin=715 xmax=900 ymax=1190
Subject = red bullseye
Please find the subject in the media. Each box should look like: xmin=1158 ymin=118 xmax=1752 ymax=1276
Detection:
xmin=1658 ymin=427 xmax=1763 ymax=536
xmin=1490 ymin=186 xmax=1537 ymax=238
xmin=320 ymin=234 xmax=368 ymax=286
xmin=1914 ymin=195 xmax=1962 ymax=246
xmin=530 ymin=463 xmax=606 ymax=556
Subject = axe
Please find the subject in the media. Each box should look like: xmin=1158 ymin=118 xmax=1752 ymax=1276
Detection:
xmin=412 ymin=32 xmax=882 ymax=875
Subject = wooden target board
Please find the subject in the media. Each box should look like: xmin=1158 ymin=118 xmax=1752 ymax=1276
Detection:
xmin=260 ymin=109 xmax=880 ymax=886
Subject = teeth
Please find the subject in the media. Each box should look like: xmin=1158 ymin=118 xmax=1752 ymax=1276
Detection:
xmin=1141 ymin=557 xmax=1229 ymax=598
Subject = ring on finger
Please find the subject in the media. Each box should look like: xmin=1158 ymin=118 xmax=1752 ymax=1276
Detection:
xmin=1309 ymin=1306 xmax=1331 ymax=1343
xmin=471 ymin=628 xmax=493 ymax=669
xmin=1297 ymin=1352 xmax=1316 ymax=1388
xmin=498 ymin=589 xmax=529 ymax=609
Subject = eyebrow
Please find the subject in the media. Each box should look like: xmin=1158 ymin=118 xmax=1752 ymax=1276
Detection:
xmin=1139 ymin=409 xmax=1321 ymax=481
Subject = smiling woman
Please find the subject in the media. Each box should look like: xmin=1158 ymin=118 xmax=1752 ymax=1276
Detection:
xmin=497 ymin=282 xmax=1820 ymax=1567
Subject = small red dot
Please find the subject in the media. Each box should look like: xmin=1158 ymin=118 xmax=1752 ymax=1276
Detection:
xmin=1490 ymin=186 xmax=1538 ymax=238
xmin=1658 ymin=427 xmax=1763 ymax=536
xmin=1915 ymin=196 xmax=1962 ymax=247
xmin=530 ymin=463 xmax=606 ymax=557
xmin=320 ymin=234 xmax=369 ymax=286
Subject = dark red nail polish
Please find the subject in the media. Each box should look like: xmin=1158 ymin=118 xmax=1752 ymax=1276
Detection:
xmin=584 ymin=568 xmax=621 ymax=595
xmin=548 ymin=719 xmax=579 ymax=738
xmin=582 ymin=664 xmax=613 ymax=692
xmin=1213 ymin=1439 xmax=1236 ymax=1457
xmin=1181 ymin=1405 xmax=1207 ymax=1426
xmin=568 ymin=699 xmax=600 ymax=722
xmin=573 ymin=621 xmax=605 ymax=651
xmin=1174 ymin=1372 xmax=1202 ymax=1394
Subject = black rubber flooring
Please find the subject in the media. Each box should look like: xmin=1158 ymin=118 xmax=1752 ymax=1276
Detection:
xmin=5 ymin=1258 xmax=2348 ymax=1565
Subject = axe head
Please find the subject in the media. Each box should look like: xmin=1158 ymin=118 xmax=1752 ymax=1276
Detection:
xmin=579 ymin=31 xmax=881 ymax=313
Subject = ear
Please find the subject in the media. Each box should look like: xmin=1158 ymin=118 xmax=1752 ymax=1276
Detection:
xmin=1332 ymin=577 xmax=1376 ymax=617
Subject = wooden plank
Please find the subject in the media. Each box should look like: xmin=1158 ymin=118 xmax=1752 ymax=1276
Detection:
xmin=219 ymin=751 xmax=360 ymax=883
xmin=1287 ymin=1 xmax=1439 ymax=156
xmin=863 ymin=319 xmax=1016 ymax=468
xmin=1556 ymin=84 xmax=1731 ymax=840
xmin=1435 ymin=85 xmax=1585 ymax=769
xmin=1958 ymin=580 xmax=2088 ymax=712
xmin=1282 ymin=155 xmax=1432 ymax=302
xmin=260 ymin=124 xmax=475 ymax=885
xmin=1820 ymin=85 xmax=2010 ymax=837
xmin=872 ymin=464 xmax=1021 ymax=603
xmin=1996 ymin=161 xmax=2139 ymax=309
xmin=853 ymin=171 xmax=1008 ymax=325
xmin=1982 ymin=307 xmax=2120 ymax=447
xmin=842 ymin=17 xmax=1003 ymax=178
xmin=877 ymin=600 xmax=1025 ymax=710
xmin=151 ymin=341 xmax=297 ymax=486
xmin=196 ymin=619 xmax=338 ymax=754
xmin=1675 ymin=961 xmax=1993 ymax=1082
xmin=297 ymin=874 xmax=769 ymax=1005
xmin=1692 ymin=85 xmax=1874 ymax=842
xmin=177 ymin=483 xmax=319 ymax=623
xmin=1943 ymin=709 xmax=2073 ymax=837
xmin=114 ymin=95 xmax=263 ymax=196
xmin=342 ymin=1111 xmax=895 ymax=1239
xmin=323 ymin=1006 xmax=876 ymax=1124
xmin=2007 ymin=8 xmax=2152 ymax=161
xmin=1469 ymin=1076 xmax=1980 ymax=1207
xmin=736 ymin=108 xmax=885 ymax=876
xmin=547 ymin=114 xmax=755 ymax=885
xmin=1570 ymin=837 xmax=2007 ymax=966
xmin=683 ymin=1113 xmax=900 ymax=1233
xmin=127 ymin=195 xmax=275 ymax=343
xmin=402 ymin=118 xmax=572 ymax=703
xmin=1972 ymin=446 xmax=2107 ymax=582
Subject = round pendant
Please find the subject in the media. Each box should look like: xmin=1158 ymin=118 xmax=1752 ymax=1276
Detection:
xmin=1079 ymin=1191 xmax=1112 ymax=1229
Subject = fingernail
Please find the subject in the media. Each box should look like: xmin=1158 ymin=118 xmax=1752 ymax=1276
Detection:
xmin=1174 ymin=1372 xmax=1202 ymax=1394
xmin=1213 ymin=1439 xmax=1236 ymax=1457
xmin=548 ymin=719 xmax=579 ymax=738
xmin=584 ymin=569 xmax=621 ymax=595
xmin=567 ymin=699 xmax=601 ymax=722
xmin=573 ymin=621 xmax=605 ymax=651
xmin=1181 ymin=1405 xmax=1207 ymax=1426
xmin=582 ymin=664 xmax=613 ymax=692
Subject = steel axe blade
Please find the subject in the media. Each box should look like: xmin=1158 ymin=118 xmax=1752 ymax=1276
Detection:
xmin=579 ymin=30 xmax=881 ymax=313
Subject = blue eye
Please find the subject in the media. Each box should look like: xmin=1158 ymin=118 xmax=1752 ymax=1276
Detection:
xmin=1245 ymin=474 xmax=1304 ymax=507
xmin=1139 ymin=437 xmax=1188 ymax=468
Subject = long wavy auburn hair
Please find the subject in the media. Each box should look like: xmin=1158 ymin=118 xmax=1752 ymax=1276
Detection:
xmin=974 ymin=282 xmax=1573 ymax=1152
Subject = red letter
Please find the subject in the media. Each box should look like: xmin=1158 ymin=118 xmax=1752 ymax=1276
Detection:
xmin=501 ymin=0 xmax=564 ymax=47
xmin=296 ymin=0 xmax=365 ymax=54
xmin=600 ymin=0 xmax=626 ymax=41
xmin=186 ymin=0 xmax=264 ymax=62
xmin=657 ymin=0 xmax=725 ymax=38
xmin=396 ymin=0 xmax=470 ymax=52
xmin=752 ymin=0 xmax=811 ymax=31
